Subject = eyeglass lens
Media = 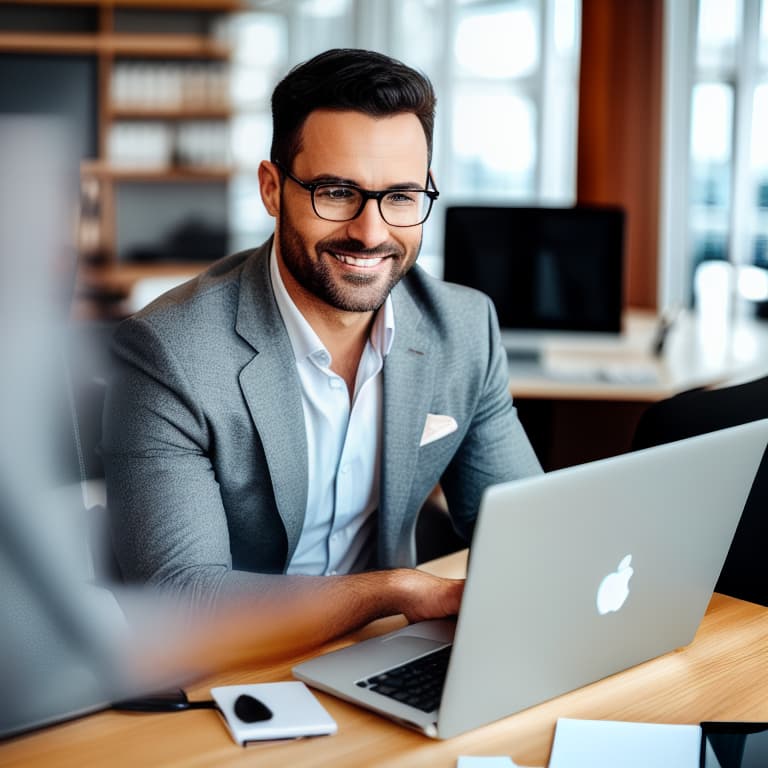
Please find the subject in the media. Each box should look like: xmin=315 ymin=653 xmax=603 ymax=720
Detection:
xmin=312 ymin=185 xmax=431 ymax=226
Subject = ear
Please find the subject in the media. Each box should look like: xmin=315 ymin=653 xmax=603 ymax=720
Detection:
xmin=258 ymin=160 xmax=281 ymax=218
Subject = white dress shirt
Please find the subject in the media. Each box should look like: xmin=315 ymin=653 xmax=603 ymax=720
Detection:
xmin=269 ymin=247 xmax=395 ymax=575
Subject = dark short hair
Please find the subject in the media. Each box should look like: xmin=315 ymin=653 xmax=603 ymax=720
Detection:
xmin=270 ymin=48 xmax=436 ymax=169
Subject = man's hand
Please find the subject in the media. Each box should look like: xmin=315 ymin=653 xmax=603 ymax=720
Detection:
xmin=276 ymin=568 xmax=465 ymax=632
xmin=385 ymin=569 xmax=465 ymax=624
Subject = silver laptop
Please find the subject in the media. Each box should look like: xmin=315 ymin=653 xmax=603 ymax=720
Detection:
xmin=293 ymin=419 xmax=768 ymax=739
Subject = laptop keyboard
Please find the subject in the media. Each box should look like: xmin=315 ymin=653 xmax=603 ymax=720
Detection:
xmin=355 ymin=645 xmax=452 ymax=713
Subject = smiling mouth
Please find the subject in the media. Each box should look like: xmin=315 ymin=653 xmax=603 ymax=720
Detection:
xmin=328 ymin=251 xmax=387 ymax=268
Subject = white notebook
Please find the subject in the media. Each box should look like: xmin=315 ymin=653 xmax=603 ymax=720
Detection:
xmin=548 ymin=718 xmax=700 ymax=768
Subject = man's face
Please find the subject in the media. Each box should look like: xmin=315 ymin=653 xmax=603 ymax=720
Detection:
xmin=264 ymin=109 xmax=429 ymax=315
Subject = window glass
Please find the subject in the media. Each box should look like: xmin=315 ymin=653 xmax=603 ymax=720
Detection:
xmin=229 ymin=13 xmax=285 ymax=110
xmin=666 ymin=0 xmax=768 ymax=309
xmin=231 ymin=113 xmax=271 ymax=170
xmin=229 ymin=174 xmax=273 ymax=252
xmin=390 ymin=0 xmax=443 ymax=71
xmin=294 ymin=0 xmax=355 ymax=58
xmin=231 ymin=13 xmax=285 ymax=68
xmin=554 ymin=0 xmax=579 ymax=57
xmin=761 ymin=0 xmax=768 ymax=65
xmin=452 ymin=85 xmax=536 ymax=197
xmin=455 ymin=1 xmax=539 ymax=79
xmin=689 ymin=83 xmax=734 ymax=292
xmin=230 ymin=68 xmax=273 ymax=108
xmin=697 ymin=0 xmax=742 ymax=68
xmin=690 ymin=83 xmax=733 ymax=208
xmin=229 ymin=13 xmax=287 ymax=243
xmin=751 ymin=85 xmax=768 ymax=267
xmin=751 ymin=84 xmax=768 ymax=196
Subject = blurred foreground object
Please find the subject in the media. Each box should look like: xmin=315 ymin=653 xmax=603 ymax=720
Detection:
xmin=0 ymin=116 xmax=214 ymax=737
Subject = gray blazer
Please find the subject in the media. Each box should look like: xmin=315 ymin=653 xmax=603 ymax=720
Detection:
xmin=102 ymin=239 xmax=541 ymax=607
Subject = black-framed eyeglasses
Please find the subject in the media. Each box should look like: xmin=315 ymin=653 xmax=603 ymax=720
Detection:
xmin=275 ymin=162 xmax=439 ymax=227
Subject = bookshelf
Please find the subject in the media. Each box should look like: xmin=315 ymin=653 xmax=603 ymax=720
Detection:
xmin=0 ymin=0 xmax=241 ymax=319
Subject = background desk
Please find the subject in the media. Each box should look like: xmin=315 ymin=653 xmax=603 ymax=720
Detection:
xmin=510 ymin=310 xmax=768 ymax=470
xmin=3 ymin=551 xmax=768 ymax=768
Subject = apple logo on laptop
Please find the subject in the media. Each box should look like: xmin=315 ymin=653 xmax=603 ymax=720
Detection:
xmin=596 ymin=555 xmax=634 ymax=615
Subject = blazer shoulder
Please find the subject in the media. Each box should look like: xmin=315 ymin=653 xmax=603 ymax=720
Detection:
xmin=401 ymin=265 xmax=497 ymax=335
xmin=132 ymin=244 xmax=268 ymax=328
xmin=405 ymin=264 xmax=493 ymax=311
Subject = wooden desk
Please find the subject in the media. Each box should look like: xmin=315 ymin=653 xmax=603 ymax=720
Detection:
xmin=3 ymin=552 xmax=768 ymax=768
xmin=508 ymin=309 xmax=768 ymax=470
xmin=508 ymin=309 xmax=768 ymax=403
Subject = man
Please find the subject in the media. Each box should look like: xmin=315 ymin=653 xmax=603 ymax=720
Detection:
xmin=103 ymin=49 xmax=541 ymax=644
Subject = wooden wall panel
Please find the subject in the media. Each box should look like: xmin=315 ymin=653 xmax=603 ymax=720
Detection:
xmin=577 ymin=0 xmax=663 ymax=310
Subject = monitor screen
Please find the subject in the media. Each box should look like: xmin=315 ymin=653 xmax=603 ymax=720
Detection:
xmin=443 ymin=206 xmax=625 ymax=335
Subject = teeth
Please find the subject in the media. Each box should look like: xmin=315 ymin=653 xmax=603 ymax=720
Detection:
xmin=331 ymin=253 xmax=384 ymax=267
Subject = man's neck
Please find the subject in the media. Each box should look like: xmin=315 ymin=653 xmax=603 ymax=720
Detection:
xmin=303 ymin=301 xmax=374 ymax=399
xmin=275 ymin=249 xmax=378 ymax=398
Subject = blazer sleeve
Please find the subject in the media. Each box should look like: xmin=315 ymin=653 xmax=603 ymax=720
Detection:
xmin=439 ymin=295 xmax=543 ymax=540
xmin=102 ymin=316 xmax=279 ymax=612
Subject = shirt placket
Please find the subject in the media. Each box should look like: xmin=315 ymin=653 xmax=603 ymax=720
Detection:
xmin=326 ymin=343 xmax=382 ymax=574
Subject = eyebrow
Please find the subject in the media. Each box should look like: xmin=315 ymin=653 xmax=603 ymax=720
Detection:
xmin=308 ymin=174 xmax=426 ymax=190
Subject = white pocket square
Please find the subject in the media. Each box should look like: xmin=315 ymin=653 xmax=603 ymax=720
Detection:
xmin=419 ymin=413 xmax=458 ymax=447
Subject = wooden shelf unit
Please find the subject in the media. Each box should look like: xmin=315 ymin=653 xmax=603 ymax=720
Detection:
xmin=81 ymin=159 xmax=233 ymax=181
xmin=3 ymin=0 xmax=242 ymax=10
xmin=0 ymin=0 xmax=240 ymax=318
xmin=0 ymin=30 xmax=231 ymax=55
xmin=77 ymin=260 xmax=208 ymax=298
xmin=108 ymin=104 xmax=231 ymax=119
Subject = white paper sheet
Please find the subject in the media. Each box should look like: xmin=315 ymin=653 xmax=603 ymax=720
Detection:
xmin=457 ymin=757 xmax=541 ymax=768
xmin=547 ymin=718 xmax=701 ymax=768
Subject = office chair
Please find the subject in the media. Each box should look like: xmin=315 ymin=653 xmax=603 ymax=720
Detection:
xmin=62 ymin=321 xmax=123 ymax=584
xmin=631 ymin=375 xmax=768 ymax=606
xmin=415 ymin=487 xmax=466 ymax=564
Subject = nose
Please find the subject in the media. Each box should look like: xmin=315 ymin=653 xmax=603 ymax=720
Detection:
xmin=345 ymin=198 xmax=390 ymax=248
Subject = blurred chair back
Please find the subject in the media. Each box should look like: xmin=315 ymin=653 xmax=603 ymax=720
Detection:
xmin=632 ymin=375 xmax=768 ymax=606
xmin=64 ymin=321 xmax=122 ymax=583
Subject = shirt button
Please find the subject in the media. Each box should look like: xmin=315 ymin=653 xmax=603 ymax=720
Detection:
xmin=329 ymin=378 xmax=343 ymax=389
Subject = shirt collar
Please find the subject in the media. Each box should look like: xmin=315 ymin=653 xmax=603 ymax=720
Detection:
xmin=269 ymin=243 xmax=395 ymax=364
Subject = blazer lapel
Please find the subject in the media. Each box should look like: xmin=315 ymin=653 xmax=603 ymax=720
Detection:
xmin=381 ymin=278 xmax=435 ymax=566
xmin=235 ymin=243 xmax=308 ymax=562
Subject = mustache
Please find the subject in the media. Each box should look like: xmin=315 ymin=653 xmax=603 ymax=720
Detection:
xmin=316 ymin=238 xmax=405 ymax=258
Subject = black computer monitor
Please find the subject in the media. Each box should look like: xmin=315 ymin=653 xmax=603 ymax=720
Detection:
xmin=443 ymin=205 xmax=625 ymax=342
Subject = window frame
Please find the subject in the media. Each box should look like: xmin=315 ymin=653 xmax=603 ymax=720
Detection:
xmin=660 ymin=0 xmax=767 ymax=310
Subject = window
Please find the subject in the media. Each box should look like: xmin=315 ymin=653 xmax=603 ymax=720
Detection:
xmin=450 ymin=2 xmax=541 ymax=197
xmin=229 ymin=0 xmax=582 ymax=276
xmin=661 ymin=0 xmax=768 ymax=310
xmin=389 ymin=0 xmax=581 ymax=273
xmin=229 ymin=11 xmax=287 ymax=253
xmin=228 ymin=2 xmax=356 ymax=254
